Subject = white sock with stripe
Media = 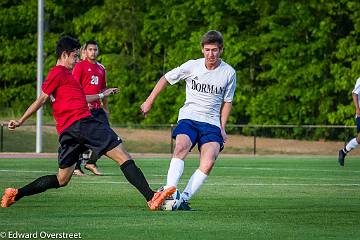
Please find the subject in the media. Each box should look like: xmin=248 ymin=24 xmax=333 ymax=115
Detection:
xmin=181 ymin=169 xmax=208 ymax=202
xmin=345 ymin=138 xmax=359 ymax=153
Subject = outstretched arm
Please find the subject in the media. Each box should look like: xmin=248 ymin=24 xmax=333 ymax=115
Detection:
xmin=8 ymin=91 xmax=49 ymax=130
xmin=86 ymin=88 xmax=119 ymax=103
xmin=140 ymin=76 xmax=169 ymax=116
xmin=220 ymin=102 xmax=233 ymax=142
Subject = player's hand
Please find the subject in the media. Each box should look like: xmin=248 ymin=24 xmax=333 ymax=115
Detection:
xmin=103 ymin=88 xmax=119 ymax=97
xmin=221 ymin=128 xmax=227 ymax=143
xmin=356 ymin=109 xmax=360 ymax=117
xmin=140 ymin=101 xmax=152 ymax=117
xmin=8 ymin=120 xmax=20 ymax=131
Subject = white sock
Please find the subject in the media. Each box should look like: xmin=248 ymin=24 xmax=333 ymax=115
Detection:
xmin=345 ymin=138 xmax=359 ymax=153
xmin=181 ymin=169 xmax=208 ymax=202
xmin=166 ymin=158 xmax=184 ymax=187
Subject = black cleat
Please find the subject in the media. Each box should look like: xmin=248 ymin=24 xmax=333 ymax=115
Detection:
xmin=178 ymin=200 xmax=192 ymax=211
xmin=338 ymin=149 xmax=346 ymax=166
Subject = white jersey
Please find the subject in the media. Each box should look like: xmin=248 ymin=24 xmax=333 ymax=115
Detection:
xmin=352 ymin=77 xmax=360 ymax=109
xmin=164 ymin=58 xmax=236 ymax=128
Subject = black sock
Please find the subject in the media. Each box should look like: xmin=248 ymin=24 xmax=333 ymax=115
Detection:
xmin=15 ymin=175 xmax=60 ymax=201
xmin=120 ymin=160 xmax=154 ymax=201
xmin=75 ymin=160 xmax=82 ymax=170
xmin=86 ymin=151 xmax=98 ymax=165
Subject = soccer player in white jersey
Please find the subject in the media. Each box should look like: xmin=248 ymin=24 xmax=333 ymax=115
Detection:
xmin=338 ymin=77 xmax=360 ymax=166
xmin=141 ymin=30 xmax=237 ymax=210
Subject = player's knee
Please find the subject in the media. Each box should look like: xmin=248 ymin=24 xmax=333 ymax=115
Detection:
xmin=174 ymin=143 xmax=191 ymax=155
xmin=58 ymin=181 xmax=68 ymax=187
xmin=201 ymin=164 xmax=214 ymax=174
xmin=57 ymin=177 xmax=70 ymax=187
xmin=199 ymin=160 xmax=215 ymax=174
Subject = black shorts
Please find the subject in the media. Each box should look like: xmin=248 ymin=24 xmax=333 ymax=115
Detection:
xmin=91 ymin=108 xmax=109 ymax=126
xmin=58 ymin=116 xmax=122 ymax=169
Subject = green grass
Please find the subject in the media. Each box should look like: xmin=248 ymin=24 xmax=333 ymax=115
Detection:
xmin=0 ymin=156 xmax=359 ymax=240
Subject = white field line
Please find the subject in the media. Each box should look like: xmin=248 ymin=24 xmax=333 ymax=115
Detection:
xmin=1 ymin=168 xmax=359 ymax=187
xmin=2 ymin=179 xmax=359 ymax=186
xmin=0 ymin=169 xmax=52 ymax=173
xmin=217 ymin=166 xmax=360 ymax=173
xmin=1 ymin=166 xmax=360 ymax=174
xmin=78 ymin=182 xmax=360 ymax=186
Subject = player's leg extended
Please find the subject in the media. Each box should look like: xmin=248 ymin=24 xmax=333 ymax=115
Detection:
xmin=105 ymin=143 xmax=155 ymax=200
xmin=1 ymin=165 xmax=75 ymax=208
xmin=166 ymin=134 xmax=192 ymax=187
xmin=181 ymin=142 xmax=220 ymax=202
xmin=338 ymin=117 xmax=360 ymax=166
xmin=105 ymin=144 xmax=175 ymax=210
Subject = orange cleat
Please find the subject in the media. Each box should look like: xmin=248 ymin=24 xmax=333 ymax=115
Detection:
xmin=147 ymin=186 xmax=176 ymax=210
xmin=1 ymin=188 xmax=18 ymax=208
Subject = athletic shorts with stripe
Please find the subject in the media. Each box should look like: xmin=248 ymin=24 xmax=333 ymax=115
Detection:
xmin=58 ymin=116 xmax=122 ymax=168
xmin=172 ymin=119 xmax=224 ymax=152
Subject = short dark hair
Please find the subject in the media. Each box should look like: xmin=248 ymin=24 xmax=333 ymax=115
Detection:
xmin=84 ymin=40 xmax=98 ymax=50
xmin=56 ymin=36 xmax=81 ymax=59
xmin=200 ymin=30 xmax=224 ymax=48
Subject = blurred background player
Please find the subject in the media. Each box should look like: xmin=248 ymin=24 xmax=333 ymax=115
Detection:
xmin=72 ymin=40 xmax=114 ymax=176
xmin=72 ymin=43 xmax=88 ymax=176
xmin=141 ymin=30 xmax=237 ymax=210
xmin=80 ymin=43 xmax=86 ymax=60
xmin=1 ymin=36 xmax=175 ymax=210
xmin=338 ymin=77 xmax=360 ymax=166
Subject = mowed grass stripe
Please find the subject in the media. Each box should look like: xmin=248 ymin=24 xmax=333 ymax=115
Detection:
xmin=2 ymin=179 xmax=360 ymax=186
xmin=0 ymin=156 xmax=359 ymax=240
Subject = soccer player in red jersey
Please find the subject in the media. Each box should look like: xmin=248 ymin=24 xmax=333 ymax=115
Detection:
xmin=72 ymin=40 xmax=112 ymax=176
xmin=1 ymin=36 xmax=175 ymax=210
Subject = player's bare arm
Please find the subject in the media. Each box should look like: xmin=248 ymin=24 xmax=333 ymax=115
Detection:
xmin=86 ymin=87 xmax=119 ymax=103
xmin=99 ymin=86 xmax=115 ymax=118
xmin=220 ymin=102 xmax=233 ymax=142
xmin=8 ymin=91 xmax=49 ymax=130
xmin=102 ymin=96 xmax=109 ymax=117
xmin=140 ymin=76 xmax=169 ymax=116
xmin=352 ymin=93 xmax=360 ymax=117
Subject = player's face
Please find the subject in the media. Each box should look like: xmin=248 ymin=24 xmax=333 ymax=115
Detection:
xmin=64 ymin=50 xmax=79 ymax=70
xmin=202 ymin=44 xmax=223 ymax=67
xmin=85 ymin=44 xmax=98 ymax=61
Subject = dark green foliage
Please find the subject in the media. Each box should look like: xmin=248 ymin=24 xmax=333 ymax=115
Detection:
xmin=1 ymin=0 xmax=360 ymax=127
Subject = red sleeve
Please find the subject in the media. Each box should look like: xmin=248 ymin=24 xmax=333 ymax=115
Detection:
xmin=72 ymin=62 xmax=82 ymax=83
xmin=42 ymin=69 xmax=61 ymax=95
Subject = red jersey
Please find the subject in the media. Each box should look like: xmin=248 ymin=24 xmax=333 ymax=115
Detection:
xmin=42 ymin=65 xmax=91 ymax=135
xmin=72 ymin=59 xmax=107 ymax=109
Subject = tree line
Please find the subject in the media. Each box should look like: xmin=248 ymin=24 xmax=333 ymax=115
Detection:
xmin=1 ymin=0 xmax=360 ymax=127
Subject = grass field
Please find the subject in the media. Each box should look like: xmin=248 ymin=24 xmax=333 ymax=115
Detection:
xmin=0 ymin=155 xmax=359 ymax=240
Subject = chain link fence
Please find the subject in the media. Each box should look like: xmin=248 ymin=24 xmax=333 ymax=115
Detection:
xmin=0 ymin=123 xmax=356 ymax=155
